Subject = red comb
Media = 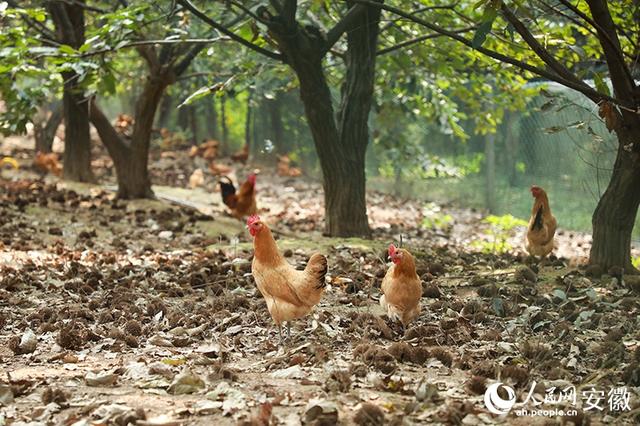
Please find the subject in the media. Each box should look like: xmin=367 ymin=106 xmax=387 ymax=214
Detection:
xmin=247 ymin=214 xmax=260 ymax=226
xmin=388 ymin=244 xmax=396 ymax=256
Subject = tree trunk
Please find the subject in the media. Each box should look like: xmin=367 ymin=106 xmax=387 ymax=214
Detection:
xmin=589 ymin=127 xmax=640 ymax=273
xmin=261 ymin=1 xmax=381 ymax=237
xmin=205 ymin=98 xmax=218 ymax=140
xmin=90 ymin=75 xmax=167 ymax=199
xmin=34 ymin=101 xmax=63 ymax=153
xmin=90 ymin=103 xmax=155 ymax=199
xmin=123 ymin=75 xmax=167 ymax=198
xmin=177 ymin=104 xmax=190 ymax=132
xmin=221 ymin=95 xmax=228 ymax=147
xmin=189 ymin=104 xmax=198 ymax=144
xmin=61 ymin=71 xmax=94 ymax=182
xmin=485 ymin=133 xmax=496 ymax=213
xmin=269 ymin=93 xmax=286 ymax=154
xmin=157 ymin=93 xmax=173 ymax=129
xmin=330 ymin=0 xmax=381 ymax=237
xmin=245 ymin=91 xmax=253 ymax=152
xmin=49 ymin=0 xmax=94 ymax=182
xmin=503 ymin=111 xmax=519 ymax=186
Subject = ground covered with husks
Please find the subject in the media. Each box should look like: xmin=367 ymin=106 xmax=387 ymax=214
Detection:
xmin=1 ymin=144 xmax=640 ymax=425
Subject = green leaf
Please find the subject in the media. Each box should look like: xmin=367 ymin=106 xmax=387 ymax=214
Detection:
xmin=593 ymin=72 xmax=610 ymax=97
xmin=100 ymin=72 xmax=117 ymax=95
xmin=472 ymin=4 xmax=499 ymax=48
xmin=472 ymin=20 xmax=494 ymax=49
xmin=58 ymin=44 xmax=76 ymax=55
xmin=178 ymin=86 xmax=212 ymax=108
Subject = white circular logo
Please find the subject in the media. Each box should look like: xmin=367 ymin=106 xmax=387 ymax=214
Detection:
xmin=484 ymin=382 xmax=516 ymax=415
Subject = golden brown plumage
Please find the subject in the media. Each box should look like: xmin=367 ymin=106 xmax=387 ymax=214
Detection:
xmin=380 ymin=244 xmax=422 ymax=328
xmin=247 ymin=215 xmax=327 ymax=344
xmin=525 ymin=185 xmax=557 ymax=258
xmin=218 ymin=173 xmax=257 ymax=219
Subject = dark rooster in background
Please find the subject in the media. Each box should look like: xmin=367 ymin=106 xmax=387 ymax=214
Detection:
xmin=218 ymin=173 xmax=257 ymax=219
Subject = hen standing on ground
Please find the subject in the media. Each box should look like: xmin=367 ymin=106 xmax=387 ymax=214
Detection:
xmin=525 ymin=185 xmax=557 ymax=258
xmin=218 ymin=173 xmax=257 ymax=219
xmin=247 ymin=215 xmax=328 ymax=345
xmin=380 ymin=244 xmax=422 ymax=331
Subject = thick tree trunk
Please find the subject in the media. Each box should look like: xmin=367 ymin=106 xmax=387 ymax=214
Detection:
xmin=330 ymin=0 xmax=381 ymax=237
xmin=259 ymin=1 xmax=381 ymax=236
xmin=589 ymin=127 xmax=640 ymax=273
xmin=49 ymin=0 xmax=94 ymax=182
xmin=62 ymin=71 xmax=94 ymax=182
xmin=295 ymin=60 xmax=355 ymax=235
xmin=90 ymin=103 xmax=155 ymax=199
xmin=34 ymin=101 xmax=63 ymax=153
xmin=123 ymin=75 xmax=167 ymax=198
xmin=90 ymin=75 xmax=167 ymax=199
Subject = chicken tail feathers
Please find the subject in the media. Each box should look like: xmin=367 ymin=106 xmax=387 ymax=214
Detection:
xmin=531 ymin=205 xmax=543 ymax=231
xmin=218 ymin=176 xmax=237 ymax=207
xmin=305 ymin=253 xmax=328 ymax=289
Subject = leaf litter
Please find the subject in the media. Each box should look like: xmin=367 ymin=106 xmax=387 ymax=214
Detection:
xmin=0 ymin=145 xmax=639 ymax=424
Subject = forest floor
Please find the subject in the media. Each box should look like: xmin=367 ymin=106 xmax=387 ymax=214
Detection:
xmin=1 ymin=137 xmax=640 ymax=425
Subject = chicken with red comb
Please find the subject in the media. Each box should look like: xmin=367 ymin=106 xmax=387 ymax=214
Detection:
xmin=247 ymin=215 xmax=328 ymax=345
xmin=380 ymin=244 xmax=422 ymax=331
xmin=218 ymin=173 xmax=257 ymax=219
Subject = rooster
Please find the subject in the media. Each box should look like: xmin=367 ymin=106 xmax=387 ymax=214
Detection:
xmin=218 ymin=173 xmax=257 ymax=219
xmin=525 ymin=185 xmax=557 ymax=258
xmin=247 ymin=215 xmax=328 ymax=345
xmin=380 ymin=244 xmax=422 ymax=330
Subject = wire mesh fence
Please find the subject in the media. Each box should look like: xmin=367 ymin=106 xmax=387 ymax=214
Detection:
xmin=369 ymin=82 xmax=639 ymax=241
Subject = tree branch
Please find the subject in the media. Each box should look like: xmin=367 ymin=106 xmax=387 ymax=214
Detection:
xmin=59 ymin=0 xmax=108 ymax=14
xmin=176 ymin=0 xmax=283 ymax=61
xmin=268 ymin=0 xmax=283 ymax=14
xmin=89 ymin=100 xmax=129 ymax=161
xmin=174 ymin=43 xmax=206 ymax=76
xmin=377 ymin=26 xmax=475 ymax=56
xmin=48 ymin=2 xmax=79 ymax=47
xmin=500 ymin=5 xmax=591 ymax=92
xmin=136 ymin=45 xmax=160 ymax=73
xmin=380 ymin=3 xmax=459 ymax=33
xmin=585 ymin=0 xmax=636 ymax=102
xmin=6 ymin=0 xmax=58 ymax=41
xmin=282 ymin=0 xmax=297 ymax=27
xmin=324 ymin=4 xmax=368 ymax=53
xmin=556 ymin=0 xmax=634 ymax=64
xmin=348 ymin=0 xmax=634 ymax=109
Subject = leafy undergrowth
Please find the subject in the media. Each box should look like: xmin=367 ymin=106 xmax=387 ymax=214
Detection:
xmin=1 ymin=172 xmax=640 ymax=425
